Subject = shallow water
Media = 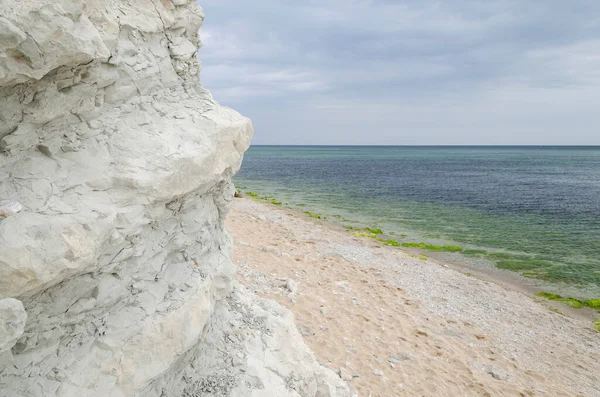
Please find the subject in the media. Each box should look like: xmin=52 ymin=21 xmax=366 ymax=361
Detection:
xmin=235 ymin=146 xmax=600 ymax=299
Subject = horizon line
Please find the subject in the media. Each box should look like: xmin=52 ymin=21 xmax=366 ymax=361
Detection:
xmin=248 ymin=144 xmax=600 ymax=147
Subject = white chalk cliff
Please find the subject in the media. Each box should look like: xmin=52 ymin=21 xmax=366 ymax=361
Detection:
xmin=0 ymin=1 xmax=349 ymax=396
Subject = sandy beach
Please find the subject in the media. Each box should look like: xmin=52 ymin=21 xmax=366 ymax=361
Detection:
xmin=226 ymin=197 xmax=600 ymax=397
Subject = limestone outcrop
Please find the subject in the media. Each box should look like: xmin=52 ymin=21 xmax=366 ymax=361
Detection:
xmin=0 ymin=1 xmax=348 ymax=396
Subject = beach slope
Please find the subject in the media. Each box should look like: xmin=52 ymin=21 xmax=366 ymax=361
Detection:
xmin=227 ymin=198 xmax=600 ymax=397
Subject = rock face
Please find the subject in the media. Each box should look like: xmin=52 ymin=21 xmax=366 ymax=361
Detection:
xmin=0 ymin=1 xmax=348 ymax=396
xmin=0 ymin=299 xmax=26 ymax=353
xmin=156 ymin=285 xmax=349 ymax=397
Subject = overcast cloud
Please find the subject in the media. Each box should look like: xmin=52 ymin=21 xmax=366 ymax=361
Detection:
xmin=198 ymin=1 xmax=600 ymax=145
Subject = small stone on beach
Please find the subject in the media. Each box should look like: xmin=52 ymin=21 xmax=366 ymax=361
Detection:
xmin=286 ymin=279 xmax=298 ymax=294
xmin=334 ymin=280 xmax=352 ymax=292
xmin=297 ymin=324 xmax=316 ymax=337
xmin=261 ymin=246 xmax=282 ymax=257
xmin=486 ymin=365 xmax=508 ymax=381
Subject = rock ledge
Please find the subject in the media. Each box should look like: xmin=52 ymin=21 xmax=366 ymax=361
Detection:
xmin=0 ymin=1 xmax=347 ymax=396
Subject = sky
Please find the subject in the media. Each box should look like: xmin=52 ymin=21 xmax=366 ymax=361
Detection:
xmin=197 ymin=1 xmax=600 ymax=145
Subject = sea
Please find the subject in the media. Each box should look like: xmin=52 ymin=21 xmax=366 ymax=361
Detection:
xmin=234 ymin=146 xmax=600 ymax=299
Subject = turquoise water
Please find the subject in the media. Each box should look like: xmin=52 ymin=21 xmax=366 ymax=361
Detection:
xmin=235 ymin=146 xmax=600 ymax=299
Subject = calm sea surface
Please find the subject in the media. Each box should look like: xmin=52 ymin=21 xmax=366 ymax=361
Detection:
xmin=235 ymin=146 xmax=600 ymax=298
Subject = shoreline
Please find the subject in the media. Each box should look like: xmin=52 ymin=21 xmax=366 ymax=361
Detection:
xmin=322 ymin=203 xmax=599 ymax=323
xmin=422 ymin=251 xmax=598 ymax=322
xmin=227 ymin=197 xmax=600 ymax=396
xmin=237 ymin=189 xmax=600 ymax=319
xmin=323 ymin=208 xmax=599 ymax=322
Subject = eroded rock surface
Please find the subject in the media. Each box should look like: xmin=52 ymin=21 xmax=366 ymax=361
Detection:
xmin=149 ymin=285 xmax=349 ymax=397
xmin=0 ymin=1 xmax=347 ymax=396
xmin=0 ymin=299 xmax=26 ymax=353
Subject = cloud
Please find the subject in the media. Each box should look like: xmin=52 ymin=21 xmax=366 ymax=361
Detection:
xmin=200 ymin=63 xmax=329 ymax=102
xmin=518 ymin=40 xmax=600 ymax=87
xmin=200 ymin=24 xmax=286 ymax=61
xmin=197 ymin=0 xmax=600 ymax=144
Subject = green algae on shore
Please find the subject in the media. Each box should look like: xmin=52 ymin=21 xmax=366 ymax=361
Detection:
xmin=534 ymin=292 xmax=600 ymax=331
xmin=401 ymin=242 xmax=463 ymax=252
xmin=563 ymin=298 xmax=585 ymax=309
xmin=409 ymin=253 xmax=428 ymax=261
xmin=243 ymin=191 xmax=284 ymax=206
xmin=379 ymin=239 xmax=401 ymax=247
xmin=363 ymin=227 xmax=383 ymax=235
xmin=352 ymin=231 xmax=401 ymax=247
xmin=535 ymin=292 xmax=563 ymax=301
xmin=535 ymin=291 xmax=600 ymax=311
xmin=584 ymin=299 xmax=600 ymax=309
xmin=304 ymin=211 xmax=322 ymax=219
